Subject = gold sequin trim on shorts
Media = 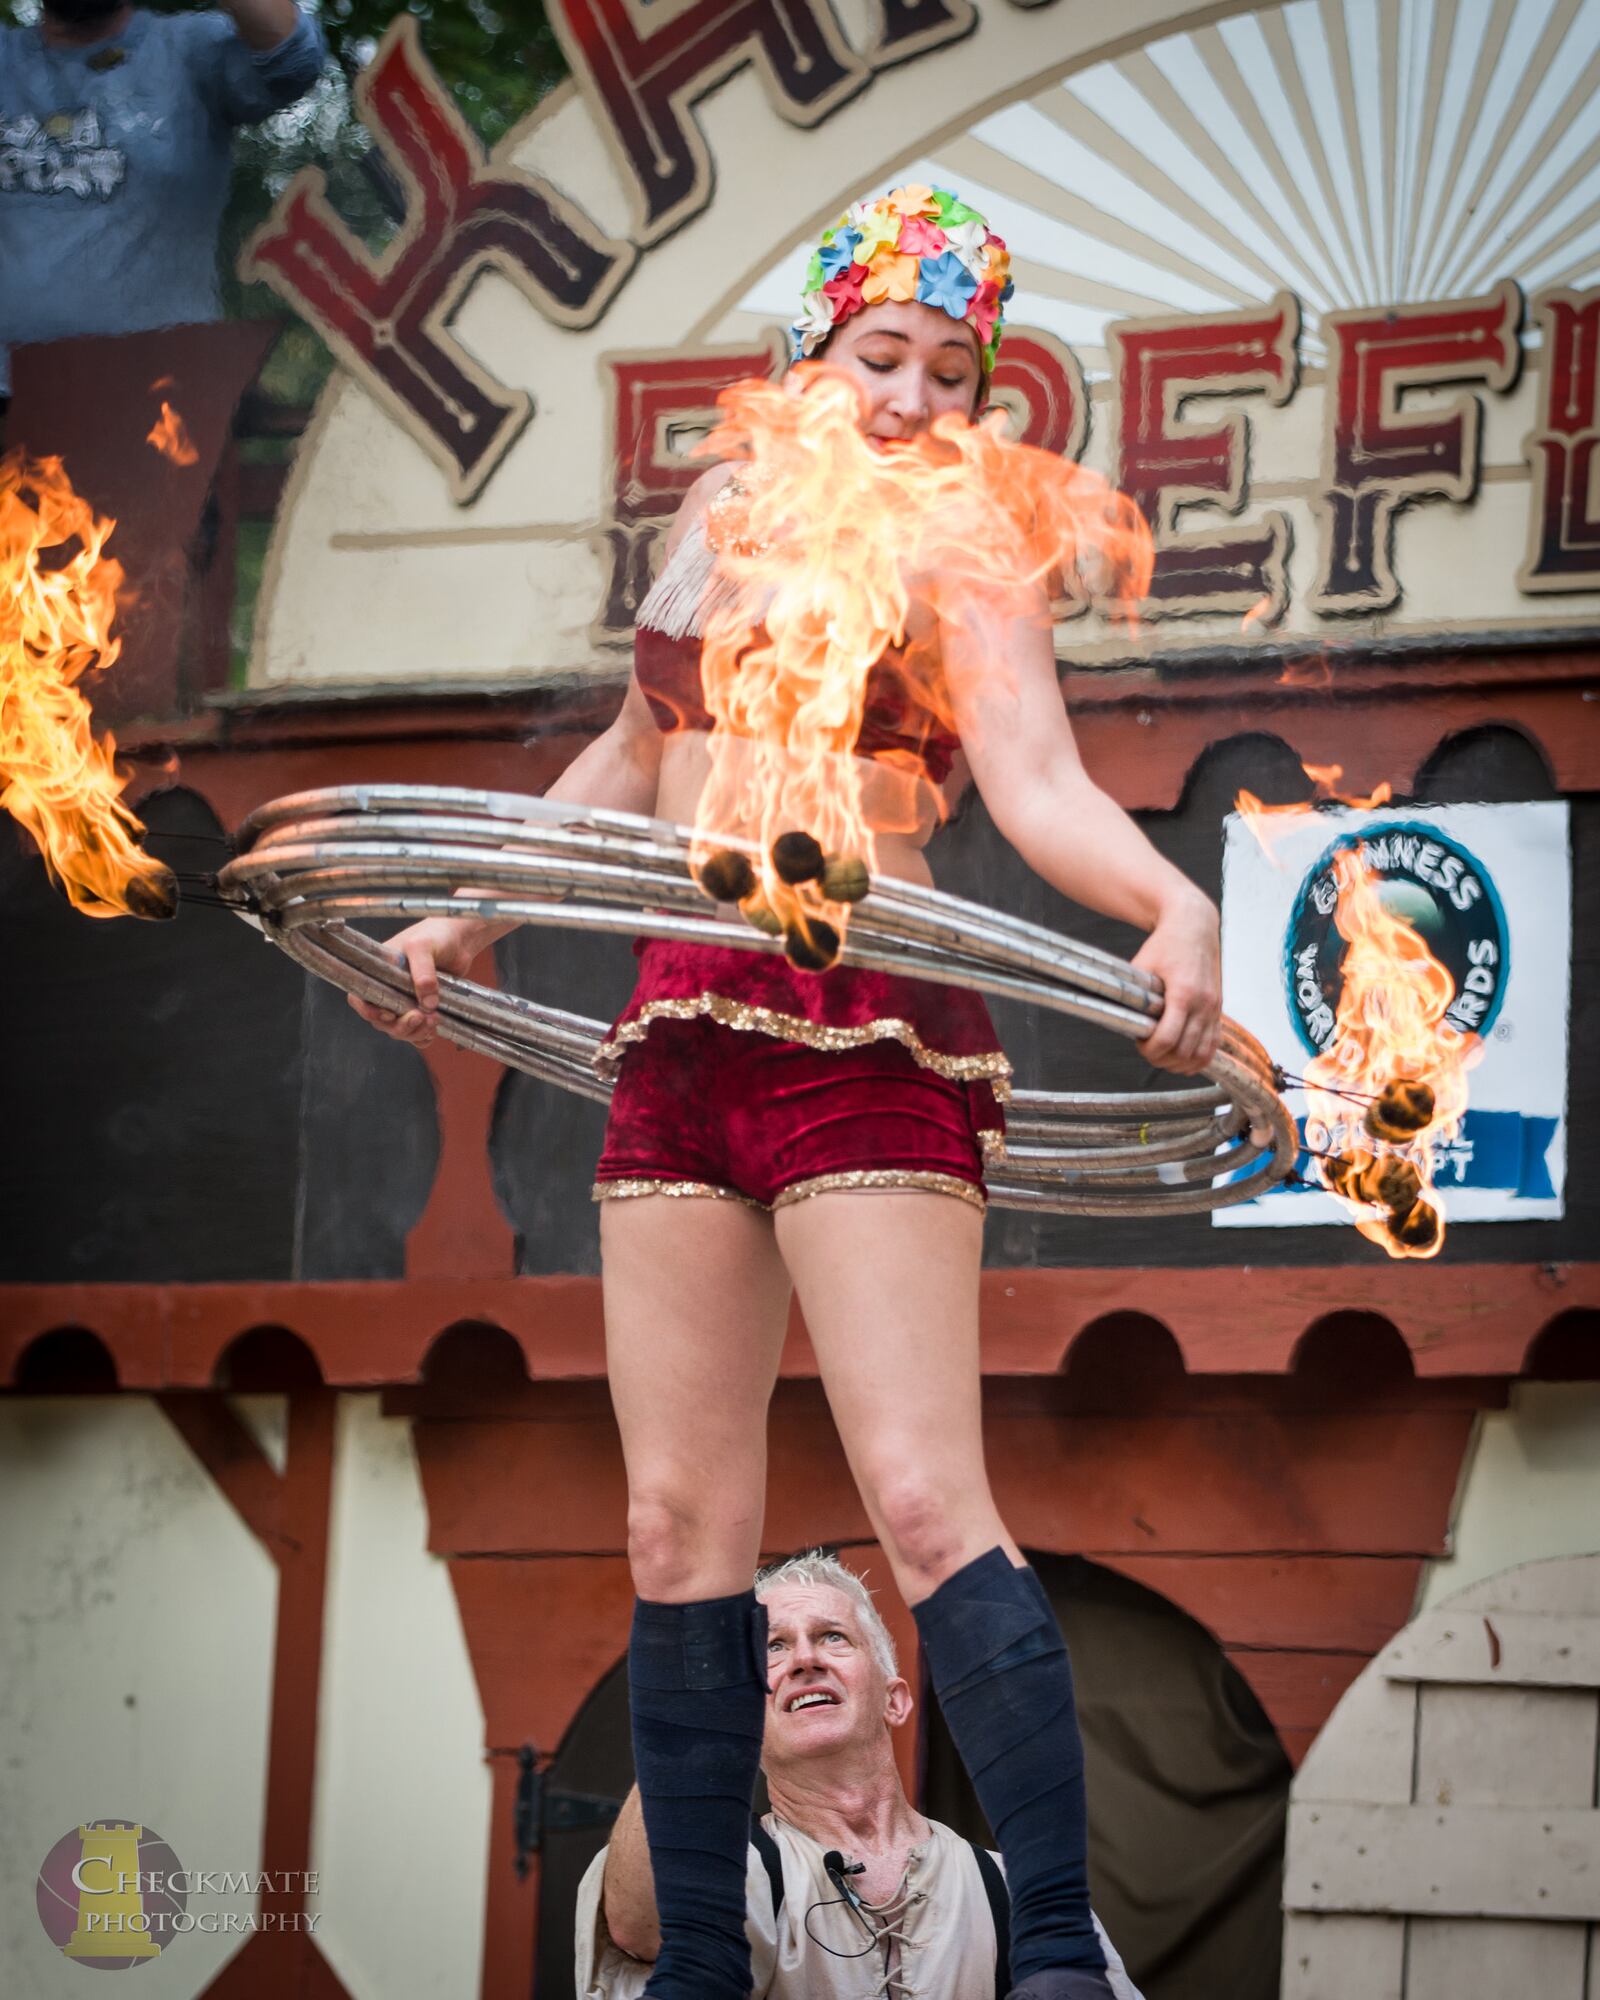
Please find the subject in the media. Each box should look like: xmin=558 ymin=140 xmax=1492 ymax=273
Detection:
xmin=771 ymin=1169 xmax=987 ymax=1212
xmin=592 ymin=1177 xmax=769 ymax=1212
xmin=595 ymin=992 xmax=1013 ymax=1099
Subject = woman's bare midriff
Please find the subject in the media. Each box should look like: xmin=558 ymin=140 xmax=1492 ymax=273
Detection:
xmin=655 ymin=733 xmax=952 ymax=904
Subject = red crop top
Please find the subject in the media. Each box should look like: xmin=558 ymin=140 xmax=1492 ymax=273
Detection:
xmin=633 ymin=624 xmax=961 ymax=786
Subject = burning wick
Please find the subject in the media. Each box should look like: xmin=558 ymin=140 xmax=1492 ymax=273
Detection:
xmin=1363 ymin=1079 xmax=1436 ymax=1142
xmin=696 ymin=848 xmax=756 ymax=903
xmin=820 ymin=854 xmax=870 ymax=904
xmin=771 ymin=830 xmax=826 ymax=885
xmin=784 ymin=914 xmax=840 ymax=971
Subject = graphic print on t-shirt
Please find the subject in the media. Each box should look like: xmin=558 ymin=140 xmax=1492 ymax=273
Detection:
xmin=0 ymin=109 xmax=124 ymax=198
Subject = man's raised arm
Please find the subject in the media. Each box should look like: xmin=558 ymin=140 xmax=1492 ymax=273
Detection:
xmin=602 ymin=1787 xmax=662 ymax=1962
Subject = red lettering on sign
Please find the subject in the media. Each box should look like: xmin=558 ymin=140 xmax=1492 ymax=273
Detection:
xmin=550 ymin=0 xmax=869 ymax=244
xmin=989 ymin=329 xmax=1088 ymax=462
xmin=987 ymin=329 xmax=1090 ymax=619
xmin=1519 ymin=286 xmax=1600 ymax=592
xmin=1311 ymin=281 xmax=1522 ymax=616
xmin=596 ymin=342 xmax=783 ymax=634
xmin=1108 ymin=295 xmax=1299 ymax=621
xmin=868 ymin=0 xmax=976 ymax=65
xmin=241 ymin=17 xmax=633 ymax=503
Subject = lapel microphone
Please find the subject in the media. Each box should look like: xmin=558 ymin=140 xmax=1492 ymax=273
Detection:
xmin=822 ymin=1850 xmax=868 ymax=1916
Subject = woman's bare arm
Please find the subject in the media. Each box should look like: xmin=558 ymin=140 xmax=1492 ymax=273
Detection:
xmin=348 ymin=467 xmax=734 ymax=1043
xmin=939 ymin=590 xmax=1221 ymax=1073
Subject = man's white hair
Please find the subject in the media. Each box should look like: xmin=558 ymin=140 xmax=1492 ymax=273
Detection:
xmin=754 ymin=1550 xmax=899 ymax=1680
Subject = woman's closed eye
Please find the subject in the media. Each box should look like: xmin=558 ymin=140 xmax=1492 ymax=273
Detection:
xmin=860 ymin=358 xmax=970 ymax=390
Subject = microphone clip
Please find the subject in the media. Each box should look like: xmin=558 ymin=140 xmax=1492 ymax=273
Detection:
xmin=822 ymin=1849 xmax=868 ymax=1916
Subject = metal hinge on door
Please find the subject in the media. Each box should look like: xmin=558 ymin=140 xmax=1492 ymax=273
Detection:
xmin=513 ymin=1743 xmax=624 ymax=1879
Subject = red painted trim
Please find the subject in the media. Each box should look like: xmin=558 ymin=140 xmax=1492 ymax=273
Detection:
xmin=1065 ymin=672 xmax=1596 ymax=808
xmin=114 ymin=646 xmax=1600 ymax=822
xmin=481 ymin=1751 xmax=539 ymax=2000
xmin=5 ymin=1262 xmax=1591 ymax=1389
xmin=156 ymin=1391 xmax=352 ymax=1999
xmin=406 ymin=953 xmax=518 ymax=1280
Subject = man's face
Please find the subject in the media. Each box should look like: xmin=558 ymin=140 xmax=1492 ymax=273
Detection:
xmin=761 ymin=1582 xmax=911 ymax=1769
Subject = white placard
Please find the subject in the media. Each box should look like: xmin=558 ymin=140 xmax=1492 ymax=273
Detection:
xmin=1215 ymin=801 xmax=1570 ymax=1230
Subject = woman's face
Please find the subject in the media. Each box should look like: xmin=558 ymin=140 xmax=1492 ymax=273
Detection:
xmin=817 ymin=300 xmax=985 ymax=441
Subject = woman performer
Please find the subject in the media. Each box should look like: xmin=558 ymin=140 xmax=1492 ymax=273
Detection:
xmin=352 ymin=188 xmax=1220 ymax=2000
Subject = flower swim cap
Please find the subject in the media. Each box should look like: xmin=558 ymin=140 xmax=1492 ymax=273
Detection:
xmin=789 ymin=185 xmax=1015 ymax=375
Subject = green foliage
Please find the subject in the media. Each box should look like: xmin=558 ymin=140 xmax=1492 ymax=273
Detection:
xmin=1 ymin=2 xmax=570 ymax=402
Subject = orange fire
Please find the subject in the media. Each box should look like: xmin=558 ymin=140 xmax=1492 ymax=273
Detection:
xmin=147 ymin=400 xmax=199 ymax=468
xmin=1237 ymin=762 xmax=1392 ymax=858
xmin=0 ymin=450 xmax=173 ymax=918
xmin=1234 ymin=769 xmax=1479 ymax=1258
xmin=1299 ymin=845 xmax=1481 ymax=1259
xmin=690 ymin=370 xmax=1153 ymax=962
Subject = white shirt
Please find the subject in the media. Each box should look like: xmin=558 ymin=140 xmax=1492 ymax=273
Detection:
xmin=574 ymin=1811 xmax=1145 ymax=2000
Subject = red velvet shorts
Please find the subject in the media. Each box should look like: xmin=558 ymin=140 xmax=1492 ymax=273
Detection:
xmin=592 ymin=1013 xmax=998 ymax=1213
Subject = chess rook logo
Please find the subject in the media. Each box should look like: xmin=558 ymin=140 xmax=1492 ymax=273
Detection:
xmin=1285 ymin=821 xmax=1510 ymax=1056
xmin=35 ymin=1820 xmax=187 ymax=1969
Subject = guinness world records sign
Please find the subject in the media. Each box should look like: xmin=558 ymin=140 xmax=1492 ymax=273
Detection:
xmin=1218 ymin=802 xmax=1571 ymax=1230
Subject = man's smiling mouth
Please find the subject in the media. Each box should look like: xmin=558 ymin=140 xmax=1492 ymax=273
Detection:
xmin=786 ymin=1690 xmax=840 ymax=1712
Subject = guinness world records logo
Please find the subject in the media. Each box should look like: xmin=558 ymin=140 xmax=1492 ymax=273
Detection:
xmin=1285 ymin=819 xmax=1510 ymax=1058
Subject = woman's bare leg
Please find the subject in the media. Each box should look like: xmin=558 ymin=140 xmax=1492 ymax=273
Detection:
xmin=776 ymin=1188 xmax=1109 ymax=1995
xmin=773 ymin=1188 xmax=1010 ymax=1603
xmin=601 ymin=1194 xmax=792 ymax=1999
xmin=601 ymin=1194 xmax=792 ymax=1598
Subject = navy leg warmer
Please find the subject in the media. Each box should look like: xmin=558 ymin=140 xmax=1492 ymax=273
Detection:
xmin=913 ymin=1548 xmax=1105 ymax=1985
xmin=628 ymin=1590 xmax=767 ymax=1999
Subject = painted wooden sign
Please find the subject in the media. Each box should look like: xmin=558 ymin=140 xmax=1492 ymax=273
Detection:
xmin=243 ymin=0 xmax=1600 ymax=689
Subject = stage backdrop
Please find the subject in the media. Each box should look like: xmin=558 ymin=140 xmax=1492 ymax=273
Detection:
xmin=239 ymin=0 xmax=1600 ymax=693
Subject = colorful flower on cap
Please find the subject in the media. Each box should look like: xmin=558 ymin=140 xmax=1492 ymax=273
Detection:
xmin=818 ymin=227 xmax=862 ymax=281
xmin=788 ymin=184 xmax=1013 ymax=374
xmin=933 ymin=191 xmax=981 ymax=227
xmin=852 ymin=204 xmax=903 ymax=263
xmin=862 ymin=250 xmax=919 ymax=305
xmin=897 ymin=214 xmax=947 ymax=258
xmin=887 ymin=182 xmax=939 ymax=220
xmin=823 ymin=264 xmax=867 ymax=316
xmin=916 ymin=248 xmax=979 ymax=319
xmin=980 ymin=236 xmax=1009 ymax=283
xmin=968 ymin=279 xmax=1003 ymax=346
xmin=792 ymin=288 xmax=835 ymax=359
xmin=941 ymin=216 xmax=990 ymax=278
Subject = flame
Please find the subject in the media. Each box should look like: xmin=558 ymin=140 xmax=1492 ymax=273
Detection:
xmin=1242 ymin=592 xmax=1273 ymax=633
xmin=0 ymin=450 xmax=173 ymax=918
xmin=1278 ymin=654 xmax=1332 ymax=689
xmin=1236 ymin=762 xmax=1393 ymax=860
xmin=690 ymin=370 xmax=1153 ymax=959
xmin=1300 ymin=844 xmax=1481 ymax=1259
xmin=147 ymin=400 xmax=198 ymax=468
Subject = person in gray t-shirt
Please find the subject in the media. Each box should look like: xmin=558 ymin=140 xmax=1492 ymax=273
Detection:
xmin=0 ymin=0 xmax=325 ymax=396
